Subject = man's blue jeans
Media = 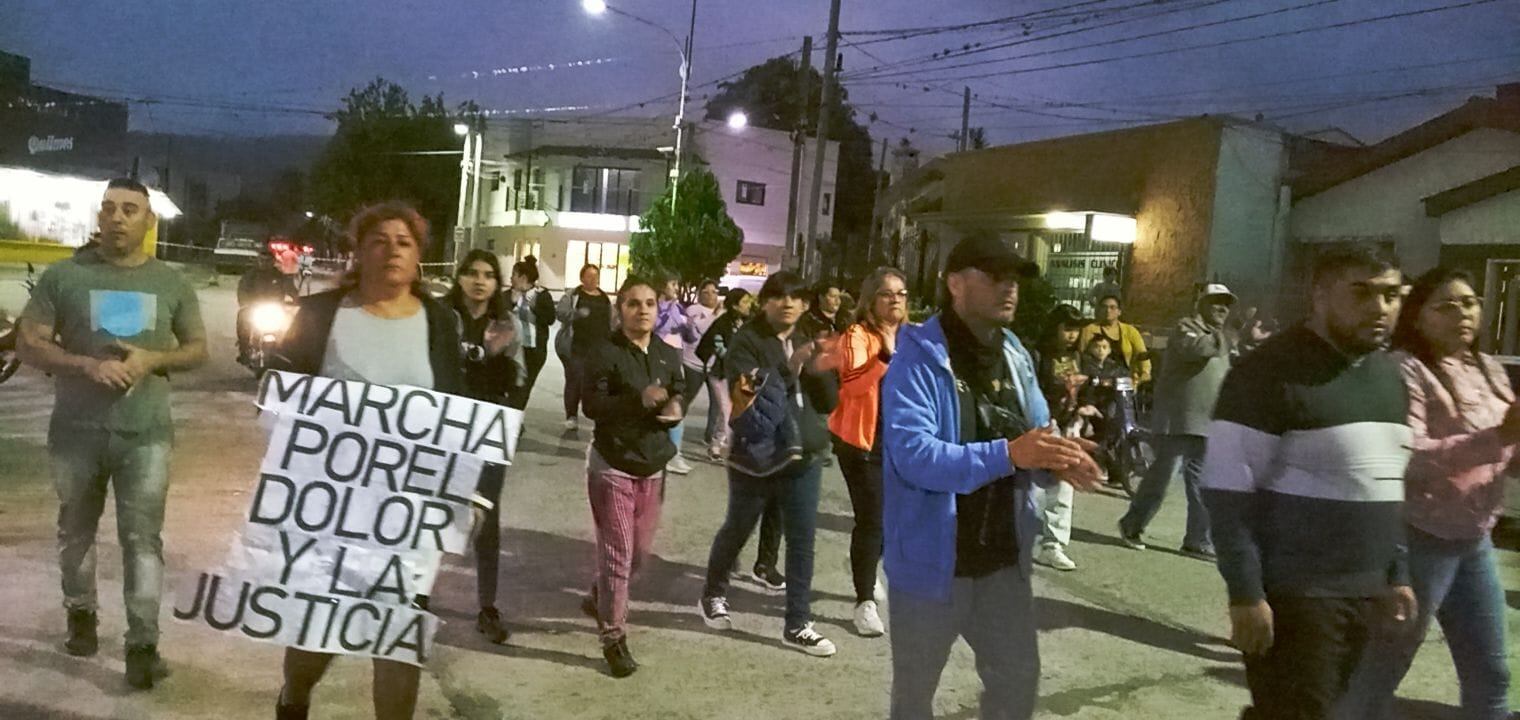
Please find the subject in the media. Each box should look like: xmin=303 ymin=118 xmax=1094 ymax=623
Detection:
xmin=703 ymin=461 xmax=821 ymax=631
xmin=52 ymin=430 xmax=172 ymax=647
xmin=1340 ymin=528 xmax=1510 ymax=720
xmin=1118 ymin=434 xmax=1211 ymax=550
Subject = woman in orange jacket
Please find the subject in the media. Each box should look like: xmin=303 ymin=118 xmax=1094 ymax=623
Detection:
xmin=828 ymin=267 xmax=909 ymax=638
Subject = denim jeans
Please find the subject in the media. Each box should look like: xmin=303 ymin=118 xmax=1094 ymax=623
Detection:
xmin=888 ymin=567 xmax=1039 ymax=720
xmin=52 ymin=431 xmax=172 ymax=647
xmin=563 ymin=354 xmax=587 ymax=420
xmin=703 ymin=462 xmax=821 ymax=631
xmin=1119 ymin=434 xmax=1211 ymax=550
xmin=1339 ymin=528 xmax=1510 ymax=720
xmin=704 ymin=372 xmax=731 ymax=449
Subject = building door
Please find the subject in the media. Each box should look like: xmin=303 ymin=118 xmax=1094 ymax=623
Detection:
xmin=1037 ymin=231 xmax=1122 ymax=316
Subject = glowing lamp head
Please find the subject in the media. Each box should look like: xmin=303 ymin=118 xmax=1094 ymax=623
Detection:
xmin=726 ymin=111 xmax=749 ymax=130
xmin=250 ymin=302 xmax=292 ymax=336
xmin=582 ymin=0 xmax=608 ymax=14
xmin=453 ymin=123 xmax=470 ymax=136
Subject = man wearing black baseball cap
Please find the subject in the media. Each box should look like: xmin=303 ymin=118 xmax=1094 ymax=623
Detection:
xmin=881 ymin=233 xmax=1103 ymax=719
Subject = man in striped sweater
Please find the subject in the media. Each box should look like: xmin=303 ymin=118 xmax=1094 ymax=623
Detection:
xmin=1201 ymin=244 xmax=1418 ymax=719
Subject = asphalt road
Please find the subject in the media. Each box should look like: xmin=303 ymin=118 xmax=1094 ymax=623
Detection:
xmin=0 ymin=270 xmax=1514 ymax=719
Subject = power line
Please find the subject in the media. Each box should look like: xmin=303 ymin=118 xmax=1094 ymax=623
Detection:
xmin=848 ymin=0 xmax=1338 ymax=82
xmin=842 ymin=0 xmax=1241 ymax=80
xmin=842 ymin=0 xmax=1146 ymax=39
xmin=848 ymin=0 xmax=1505 ymax=86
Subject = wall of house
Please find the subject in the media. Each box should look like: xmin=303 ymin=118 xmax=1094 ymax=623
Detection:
xmin=928 ymin=118 xmax=1223 ymax=326
xmin=1206 ymin=125 xmax=1288 ymax=314
xmin=1441 ymin=189 xmax=1520 ymax=245
xmin=1291 ymin=128 xmax=1520 ymax=273
xmin=696 ymin=122 xmax=838 ymax=261
xmin=1127 ymin=123 xmax=1223 ymax=327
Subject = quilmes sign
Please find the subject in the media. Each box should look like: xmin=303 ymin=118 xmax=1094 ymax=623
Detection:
xmin=27 ymin=135 xmax=75 ymax=154
xmin=174 ymin=371 xmax=523 ymax=666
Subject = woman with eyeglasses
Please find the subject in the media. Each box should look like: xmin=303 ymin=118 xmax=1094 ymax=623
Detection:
xmin=828 ymin=267 xmax=909 ymax=638
xmin=1343 ymin=267 xmax=1516 ymax=719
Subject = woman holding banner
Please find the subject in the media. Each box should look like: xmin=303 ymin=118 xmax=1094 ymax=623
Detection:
xmin=580 ymin=276 xmax=686 ymax=678
xmin=446 ymin=249 xmax=522 ymax=646
xmin=272 ymin=202 xmax=491 ymax=720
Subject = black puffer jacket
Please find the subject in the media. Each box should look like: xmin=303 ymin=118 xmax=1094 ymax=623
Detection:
xmin=585 ymin=332 xmax=689 ymax=477
xmin=725 ymin=315 xmax=839 ymax=461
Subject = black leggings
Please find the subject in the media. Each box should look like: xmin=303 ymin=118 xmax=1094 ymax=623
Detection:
xmin=833 ymin=436 xmax=883 ymax=603
xmin=507 ymin=344 xmax=548 ymax=411
xmin=474 ymin=463 xmax=508 ymax=610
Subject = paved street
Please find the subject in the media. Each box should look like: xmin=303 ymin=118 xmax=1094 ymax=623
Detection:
xmin=0 ymin=273 xmax=1515 ymax=719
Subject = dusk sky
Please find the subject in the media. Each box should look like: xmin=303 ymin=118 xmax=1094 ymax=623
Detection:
xmin=3 ymin=0 xmax=1517 ymax=153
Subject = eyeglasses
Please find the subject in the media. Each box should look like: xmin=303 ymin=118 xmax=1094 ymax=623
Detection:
xmin=876 ymin=290 xmax=909 ymax=300
xmin=1431 ymin=296 xmax=1483 ymax=316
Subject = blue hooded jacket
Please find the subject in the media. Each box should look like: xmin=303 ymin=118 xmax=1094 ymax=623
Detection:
xmin=881 ymin=315 xmax=1053 ymax=604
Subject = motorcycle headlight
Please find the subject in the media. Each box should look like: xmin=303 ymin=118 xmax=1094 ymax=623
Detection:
xmin=251 ymin=303 xmax=292 ymax=334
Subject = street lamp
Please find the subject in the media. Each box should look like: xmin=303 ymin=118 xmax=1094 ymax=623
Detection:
xmin=726 ymin=110 xmax=748 ymax=130
xmin=585 ymin=0 xmax=697 ymax=212
xmin=453 ymin=123 xmax=469 ymax=136
xmin=454 ymin=121 xmax=474 ymax=269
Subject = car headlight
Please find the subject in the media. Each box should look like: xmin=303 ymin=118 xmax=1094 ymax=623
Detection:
xmin=250 ymin=303 xmax=292 ymax=334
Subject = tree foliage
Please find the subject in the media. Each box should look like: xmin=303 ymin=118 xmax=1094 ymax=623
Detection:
xmin=629 ymin=167 xmax=743 ymax=288
xmin=704 ymin=55 xmax=876 ymax=281
xmin=310 ymin=78 xmax=478 ymax=260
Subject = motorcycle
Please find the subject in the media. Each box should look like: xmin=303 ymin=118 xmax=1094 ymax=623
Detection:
xmin=0 ymin=263 xmax=40 ymax=385
xmin=1086 ymin=375 xmax=1154 ymax=498
xmin=240 ymin=299 xmax=296 ymax=377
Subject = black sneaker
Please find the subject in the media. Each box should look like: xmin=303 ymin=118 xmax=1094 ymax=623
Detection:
xmin=476 ymin=607 xmax=509 ymax=645
xmin=750 ymin=564 xmax=786 ymax=593
xmin=124 ymin=644 xmax=170 ymax=690
xmin=1117 ymin=521 xmax=1147 ymax=551
xmin=1180 ymin=545 xmax=1217 ymax=561
xmin=699 ymin=596 xmax=732 ymax=631
xmin=65 ymin=608 xmax=97 ymax=657
xmin=603 ymin=638 xmax=638 ymax=678
xmin=276 ymin=698 xmax=310 ymax=720
xmin=782 ymin=623 xmax=837 ymax=657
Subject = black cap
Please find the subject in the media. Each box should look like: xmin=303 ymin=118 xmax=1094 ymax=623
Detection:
xmin=944 ymin=234 xmax=1025 ymax=279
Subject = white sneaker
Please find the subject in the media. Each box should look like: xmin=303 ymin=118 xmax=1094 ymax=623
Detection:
xmin=667 ymin=455 xmax=693 ymax=475
xmin=783 ymin=623 xmax=836 ymax=657
xmin=1034 ymin=544 xmax=1077 ymax=571
xmin=853 ymin=601 xmax=885 ymax=637
xmin=873 ymin=580 xmax=886 ymax=604
xmin=562 ymin=418 xmax=578 ymax=431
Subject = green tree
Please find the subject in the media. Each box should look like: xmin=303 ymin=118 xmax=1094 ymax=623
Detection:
xmin=309 ymin=78 xmax=478 ymax=260
xmin=629 ymin=167 xmax=743 ymax=289
xmin=704 ymin=55 xmax=876 ymax=282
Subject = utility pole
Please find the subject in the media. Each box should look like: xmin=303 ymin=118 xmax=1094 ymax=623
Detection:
xmin=670 ymin=0 xmax=698 ymax=212
xmin=868 ymin=136 xmax=888 ymax=262
xmin=468 ymin=122 xmax=485 ymax=250
xmin=784 ymin=35 xmax=812 ymax=268
xmin=959 ymin=86 xmax=971 ymax=152
xmin=803 ymin=0 xmax=842 ymax=280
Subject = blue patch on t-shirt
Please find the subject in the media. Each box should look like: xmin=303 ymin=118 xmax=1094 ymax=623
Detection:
xmin=90 ymin=290 xmax=156 ymax=338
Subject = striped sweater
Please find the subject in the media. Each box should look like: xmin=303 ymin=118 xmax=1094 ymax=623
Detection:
xmin=1201 ymin=325 xmax=1412 ymax=605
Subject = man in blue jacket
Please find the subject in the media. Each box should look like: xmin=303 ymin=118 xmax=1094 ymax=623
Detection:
xmin=882 ymin=234 xmax=1102 ymax=720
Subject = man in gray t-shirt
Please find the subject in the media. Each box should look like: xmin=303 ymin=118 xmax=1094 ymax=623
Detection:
xmin=16 ymin=178 xmax=207 ymax=690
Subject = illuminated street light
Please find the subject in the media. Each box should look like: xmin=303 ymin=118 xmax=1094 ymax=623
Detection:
xmin=582 ymin=0 xmax=608 ymax=14
xmin=726 ymin=111 xmax=748 ymax=129
xmin=453 ymin=123 xmax=470 ymax=136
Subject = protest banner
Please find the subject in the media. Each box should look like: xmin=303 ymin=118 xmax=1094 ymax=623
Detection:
xmin=176 ymin=373 xmax=520 ymax=666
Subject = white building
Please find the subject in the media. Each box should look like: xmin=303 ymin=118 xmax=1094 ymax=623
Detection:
xmin=466 ymin=116 xmax=839 ymax=292
xmin=1289 ymin=83 xmax=1520 ymax=347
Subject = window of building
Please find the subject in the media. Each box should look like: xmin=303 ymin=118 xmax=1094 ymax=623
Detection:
xmin=736 ymin=180 xmax=766 ymax=206
xmin=571 ymin=166 xmax=642 ymax=215
xmin=821 ymin=192 xmax=832 ymax=215
xmin=511 ymin=167 xmax=548 ymax=210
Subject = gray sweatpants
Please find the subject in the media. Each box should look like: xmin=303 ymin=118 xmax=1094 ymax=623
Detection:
xmin=889 ymin=566 xmax=1040 ymax=720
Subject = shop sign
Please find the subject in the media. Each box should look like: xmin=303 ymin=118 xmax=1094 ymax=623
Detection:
xmin=28 ymin=134 xmax=75 ymax=154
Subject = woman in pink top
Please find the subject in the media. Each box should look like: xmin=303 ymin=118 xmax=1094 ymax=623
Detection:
xmin=1345 ymin=267 xmax=1518 ymax=720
